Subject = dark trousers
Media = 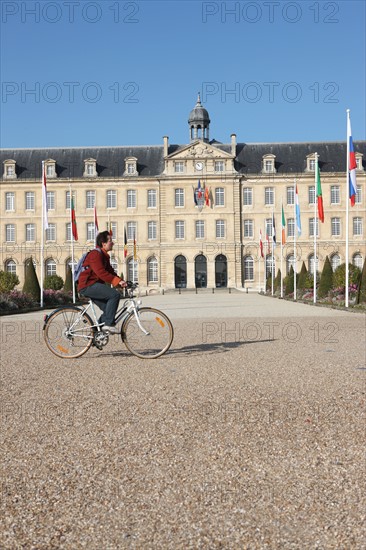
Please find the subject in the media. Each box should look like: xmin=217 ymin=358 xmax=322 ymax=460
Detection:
xmin=79 ymin=283 xmax=120 ymax=326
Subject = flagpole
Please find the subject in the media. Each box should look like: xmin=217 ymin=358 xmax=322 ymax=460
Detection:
xmin=314 ymin=153 xmax=318 ymax=304
xmin=264 ymin=229 xmax=267 ymax=293
xmin=69 ymin=184 xmax=76 ymax=304
xmin=345 ymin=109 xmax=350 ymax=308
xmin=293 ymin=179 xmax=297 ymax=301
xmin=40 ymin=161 xmax=45 ymax=308
xmin=280 ymin=200 xmax=283 ymax=298
xmin=271 ymin=209 xmax=274 ymax=296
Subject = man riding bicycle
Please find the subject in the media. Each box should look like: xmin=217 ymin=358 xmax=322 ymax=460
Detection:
xmin=78 ymin=231 xmax=127 ymax=334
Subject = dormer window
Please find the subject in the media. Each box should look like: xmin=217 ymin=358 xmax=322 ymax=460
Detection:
xmin=124 ymin=157 xmax=138 ymax=176
xmin=3 ymin=159 xmax=17 ymax=179
xmin=45 ymin=159 xmax=56 ymax=178
xmin=262 ymin=154 xmax=276 ymax=174
xmin=83 ymin=158 xmax=97 ymax=177
xmin=356 ymin=153 xmax=363 ymax=171
xmin=306 ymin=154 xmax=316 ymax=172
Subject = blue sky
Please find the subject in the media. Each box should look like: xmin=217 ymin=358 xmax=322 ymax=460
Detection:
xmin=1 ymin=0 xmax=365 ymax=148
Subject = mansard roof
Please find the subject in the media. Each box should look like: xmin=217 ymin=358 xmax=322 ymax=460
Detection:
xmin=1 ymin=141 xmax=365 ymax=180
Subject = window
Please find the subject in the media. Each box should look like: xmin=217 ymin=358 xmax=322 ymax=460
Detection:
xmin=5 ymin=259 xmax=16 ymax=274
xmin=86 ymin=222 xmax=95 ymax=242
xmin=215 ymin=187 xmax=225 ymax=206
xmin=175 ymin=221 xmax=185 ymax=239
xmin=307 ymin=157 xmax=316 ymax=171
xmin=331 ymin=217 xmax=341 ymax=236
xmin=45 ymin=161 xmax=56 ymax=178
xmin=244 ymin=219 xmax=253 ymax=238
xmin=147 ymin=190 xmax=157 ymax=208
xmin=26 ymin=223 xmax=35 ymax=242
xmin=110 ymin=222 xmax=117 ymax=238
xmin=47 ymin=191 xmax=55 ymax=210
xmin=356 ymin=155 xmax=363 ymax=170
xmin=125 ymin=157 xmax=138 ymax=176
xmin=286 ymin=187 xmax=294 ymax=205
xmin=214 ymin=161 xmax=224 ymax=172
xmin=127 ymin=221 xmax=137 ymax=240
xmin=286 ymin=255 xmax=295 ymax=274
xmin=84 ymin=158 xmax=97 ymax=177
xmin=127 ymin=258 xmax=138 ymax=282
xmin=287 ymin=218 xmax=295 ymax=237
xmin=46 ymin=258 xmax=57 ymax=276
xmin=86 ymin=190 xmax=95 ymax=209
xmin=266 ymin=255 xmax=275 ymax=278
xmin=265 ymin=218 xmax=272 ymax=237
xmin=46 ymin=224 xmax=56 ymax=241
xmin=148 ymin=221 xmax=157 ymax=240
xmin=330 ymin=186 xmax=340 ymax=205
xmin=265 ymin=187 xmax=274 ymax=205
xmin=308 ymin=254 xmax=319 ymax=274
xmin=309 ymin=218 xmax=319 ymax=237
xmin=6 ymin=224 xmax=15 ymax=242
xmin=127 ymin=190 xmax=136 ymax=208
xmin=25 ymin=192 xmax=35 ymax=210
xmin=147 ymin=257 xmax=158 ymax=283
xmin=110 ymin=256 xmax=118 ymax=272
xmin=107 ymin=190 xmax=117 ymax=208
xmin=353 ymin=253 xmax=363 ymax=269
xmin=195 ymin=220 xmax=205 ymax=239
xmin=174 ymin=162 xmax=184 ymax=173
xmin=353 ymin=217 xmax=363 ymax=236
xmin=331 ymin=254 xmax=341 ymax=272
xmin=175 ymin=189 xmax=184 ymax=207
xmin=263 ymin=155 xmax=276 ymax=173
xmin=356 ymin=186 xmax=362 ymax=204
xmin=65 ymin=191 xmax=71 ymax=210
xmin=216 ymin=220 xmax=225 ymax=238
xmin=308 ymin=186 xmax=315 ymax=205
xmin=5 ymin=192 xmax=15 ymax=211
xmin=244 ymin=256 xmax=254 ymax=280
xmin=243 ymin=187 xmax=253 ymax=206
xmin=3 ymin=160 xmax=16 ymax=179
xmin=66 ymin=223 xmax=72 ymax=241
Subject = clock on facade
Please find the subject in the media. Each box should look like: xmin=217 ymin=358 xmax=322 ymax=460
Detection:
xmin=195 ymin=162 xmax=203 ymax=171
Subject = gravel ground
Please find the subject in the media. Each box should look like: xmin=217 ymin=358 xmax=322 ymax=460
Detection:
xmin=1 ymin=293 xmax=365 ymax=549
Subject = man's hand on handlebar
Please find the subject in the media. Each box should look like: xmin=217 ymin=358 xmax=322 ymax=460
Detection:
xmin=118 ymin=280 xmax=128 ymax=288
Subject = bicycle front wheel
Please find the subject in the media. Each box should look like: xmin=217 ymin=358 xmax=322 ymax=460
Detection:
xmin=44 ymin=306 xmax=94 ymax=359
xmin=122 ymin=307 xmax=174 ymax=359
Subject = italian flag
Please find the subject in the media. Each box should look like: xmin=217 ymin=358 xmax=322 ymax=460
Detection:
xmin=316 ymin=163 xmax=324 ymax=223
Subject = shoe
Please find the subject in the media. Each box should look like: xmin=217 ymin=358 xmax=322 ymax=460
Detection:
xmin=102 ymin=325 xmax=120 ymax=334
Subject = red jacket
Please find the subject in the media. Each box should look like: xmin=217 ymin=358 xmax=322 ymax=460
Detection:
xmin=77 ymin=248 xmax=121 ymax=290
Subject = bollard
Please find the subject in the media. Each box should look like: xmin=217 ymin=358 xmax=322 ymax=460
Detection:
xmin=179 ymin=288 xmax=181 ymax=295
xmin=246 ymin=287 xmax=248 ymax=294
xmin=229 ymin=287 xmax=231 ymax=294
xmin=212 ymin=288 xmax=214 ymax=294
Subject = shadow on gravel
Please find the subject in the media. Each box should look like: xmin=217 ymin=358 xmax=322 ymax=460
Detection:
xmin=101 ymin=338 xmax=275 ymax=359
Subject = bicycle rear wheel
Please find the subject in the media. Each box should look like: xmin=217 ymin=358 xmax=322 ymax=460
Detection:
xmin=44 ymin=306 xmax=94 ymax=359
xmin=122 ymin=307 xmax=174 ymax=359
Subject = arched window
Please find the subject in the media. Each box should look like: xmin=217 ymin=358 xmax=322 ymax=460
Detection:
xmin=244 ymin=256 xmax=254 ymax=280
xmin=286 ymin=254 xmax=295 ymax=274
xmin=110 ymin=256 xmax=118 ymax=273
xmin=174 ymin=255 xmax=187 ymax=288
xmin=308 ymin=254 xmax=319 ymax=274
xmin=330 ymin=254 xmax=341 ymax=272
xmin=215 ymin=254 xmax=227 ymax=287
xmin=353 ymin=253 xmax=363 ymax=270
xmin=127 ymin=257 xmax=138 ymax=283
xmin=5 ymin=259 xmax=16 ymax=274
xmin=195 ymin=254 xmax=207 ymax=288
xmin=266 ymin=255 xmax=275 ymax=278
xmin=147 ymin=257 xmax=158 ymax=283
xmin=46 ymin=258 xmax=57 ymax=277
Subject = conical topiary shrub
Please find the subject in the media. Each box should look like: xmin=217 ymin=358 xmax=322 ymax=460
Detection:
xmin=274 ymin=269 xmax=281 ymax=292
xmin=318 ymin=255 xmax=333 ymax=298
xmin=297 ymin=262 xmax=308 ymax=290
xmin=284 ymin=266 xmax=294 ymax=295
xmin=23 ymin=257 xmax=40 ymax=302
xmin=356 ymin=258 xmax=366 ymax=304
xmin=63 ymin=266 xmax=73 ymax=292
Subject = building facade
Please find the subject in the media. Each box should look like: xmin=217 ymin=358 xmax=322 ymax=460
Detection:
xmin=1 ymin=96 xmax=365 ymax=291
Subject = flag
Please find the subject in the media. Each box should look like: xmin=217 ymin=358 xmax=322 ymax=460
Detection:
xmin=124 ymin=227 xmax=128 ymax=258
xmin=295 ymin=184 xmax=301 ymax=236
xmin=347 ymin=115 xmax=357 ymax=206
xmin=42 ymin=163 xmax=49 ymax=230
xmin=133 ymin=232 xmax=137 ymax=260
xmin=259 ymin=229 xmax=264 ymax=258
xmin=193 ymin=185 xmax=198 ymax=206
xmin=266 ymin=229 xmax=271 ymax=254
xmin=281 ymin=205 xmax=286 ymax=245
xmin=204 ymin=185 xmax=210 ymax=206
xmin=197 ymin=180 xmax=202 ymax=199
xmin=94 ymin=205 xmax=99 ymax=233
xmin=107 ymin=213 xmax=113 ymax=236
xmin=71 ymin=195 xmax=78 ymax=241
xmin=272 ymin=213 xmax=276 ymax=247
xmin=316 ymin=162 xmax=324 ymax=223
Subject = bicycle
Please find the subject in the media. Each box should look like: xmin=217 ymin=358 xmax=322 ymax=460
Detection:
xmin=43 ymin=282 xmax=174 ymax=359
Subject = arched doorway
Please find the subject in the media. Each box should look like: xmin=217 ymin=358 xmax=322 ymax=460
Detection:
xmin=195 ymin=254 xmax=207 ymax=288
xmin=215 ymin=254 xmax=227 ymax=287
xmin=175 ymin=255 xmax=187 ymax=288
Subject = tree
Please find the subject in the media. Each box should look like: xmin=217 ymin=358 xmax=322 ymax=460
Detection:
xmin=44 ymin=274 xmax=64 ymax=290
xmin=356 ymin=258 xmax=366 ymax=304
xmin=63 ymin=266 xmax=73 ymax=292
xmin=284 ymin=266 xmax=294 ymax=295
xmin=297 ymin=262 xmax=308 ymax=290
xmin=274 ymin=269 xmax=281 ymax=292
xmin=23 ymin=257 xmax=40 ymax=302
xmin=333 ymin=263 xmax=361 ymax=290
xmin=266 ymin=275 xmax=272 ymax=292
xmin=318 ymin=256 xmax=333 ymax=298
xmin=0 ymin=271 xmax=19 ymax=293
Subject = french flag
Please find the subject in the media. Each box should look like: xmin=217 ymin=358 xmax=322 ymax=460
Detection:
xmin=347 ymin=114 xmax=357 ymax=206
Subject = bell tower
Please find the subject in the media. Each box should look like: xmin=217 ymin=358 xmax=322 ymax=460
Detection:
xmin=188 ymin=93 xmax=210 ymax=142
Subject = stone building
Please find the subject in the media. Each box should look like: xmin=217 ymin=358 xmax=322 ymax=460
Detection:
xmin=1 ymin=95 xmax=365 ymax=291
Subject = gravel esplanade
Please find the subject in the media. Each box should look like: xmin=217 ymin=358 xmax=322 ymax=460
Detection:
xmin=1 ymin=292 xmax=365 ymax=549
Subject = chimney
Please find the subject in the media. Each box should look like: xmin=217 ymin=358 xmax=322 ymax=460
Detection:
xmin=163 ymin=136 xmax=169 ymax=157
xmin=231 ymin=134 xmax=237 ymax=156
